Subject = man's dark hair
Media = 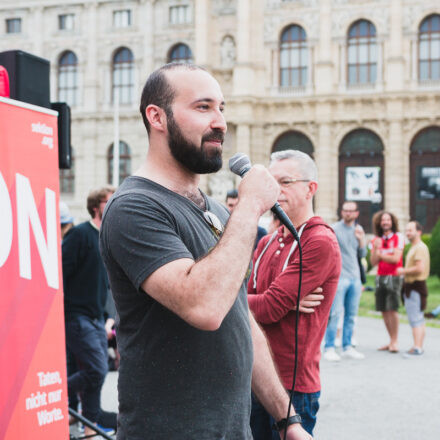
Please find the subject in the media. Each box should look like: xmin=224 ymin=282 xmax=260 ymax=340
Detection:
xmin=139 ymin=63 xmax=206 ymax=134
xmin=372 ymin=210 xmax=399 ymax=236
xmin=87 ymin=186 xmax=115 ymax=218
xmin=411 ymin=220 xmax=423 ymax=233
xmin=342 ymin=200 xmax=359 ymax=211
xmin=226 ymin=189 xmax=238 ymax=201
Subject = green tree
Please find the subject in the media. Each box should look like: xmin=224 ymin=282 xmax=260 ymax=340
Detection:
xmin=430 ymin=218 xmax=440 ymax=278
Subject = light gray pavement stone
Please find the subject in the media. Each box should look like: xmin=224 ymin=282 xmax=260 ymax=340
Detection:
xmin=315 ymin=316 xmax=440 ymax=440
xmin=100 ymin=316 xmax=440 ymax=439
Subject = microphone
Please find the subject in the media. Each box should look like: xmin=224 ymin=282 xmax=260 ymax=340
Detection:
xmin=228 ymin=153 xmax=300 ymax=241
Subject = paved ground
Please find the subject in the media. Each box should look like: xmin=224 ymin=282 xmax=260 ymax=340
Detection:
xmin=100 ymin=316 xmax=440 ymax=439
xmin=315 ymin=316 xmax=440 ymax=440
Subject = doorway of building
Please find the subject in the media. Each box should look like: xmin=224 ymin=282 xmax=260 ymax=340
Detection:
xmin=410 ymin=126 xmax=440 ymax=232
xmin=338 ymin=128 xmax=384 ymax=233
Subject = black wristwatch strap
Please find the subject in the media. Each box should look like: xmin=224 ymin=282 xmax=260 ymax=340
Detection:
xmin=272 ymin=414 xmax=302 ymax=431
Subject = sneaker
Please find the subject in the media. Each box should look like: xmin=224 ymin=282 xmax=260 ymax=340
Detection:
xmin=403 ymin=347 xmax=424 ymax=357
xmin=96 ymin=424 xmax=116 ymax=436
xmin=341 ymin=346 xmax=365 ymax=360
xmin=323 ymin=347 xmax=341 ymax=362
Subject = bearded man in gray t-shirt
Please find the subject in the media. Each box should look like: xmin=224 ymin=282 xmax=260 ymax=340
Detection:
xmin=100 ymin=64 xmax=315 ymax=440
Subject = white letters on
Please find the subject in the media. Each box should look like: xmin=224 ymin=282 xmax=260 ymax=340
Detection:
xmin=0 ymin=171 xmax=13 ymax=267
xmin=16 ymin=174 xmax=59 ymax=289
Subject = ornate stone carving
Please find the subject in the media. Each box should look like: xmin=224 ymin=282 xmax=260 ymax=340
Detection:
xmin=266 ymin=0 xmax=318 ymax=8
xmin=332 ymin=6 xmax=389 ymax=37
xmin=220 ymin=35 xmax=236 ymax=68
xmin=264 ymin=4 xmax=318 ymax=41
xmin=214 ymin=0 xmax=236 ymax=15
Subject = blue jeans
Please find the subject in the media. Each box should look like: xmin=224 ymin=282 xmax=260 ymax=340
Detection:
xmin=250 ymin=391 xmax=320 ymax=438
xmin=325 ymin=277 xmax=362 ymax=350
xmin=65 ymin=315 xmax=108 ymax=422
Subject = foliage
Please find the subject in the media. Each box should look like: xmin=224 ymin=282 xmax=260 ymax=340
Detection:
xmin=430 ymin=219 xmax=440 ymax=278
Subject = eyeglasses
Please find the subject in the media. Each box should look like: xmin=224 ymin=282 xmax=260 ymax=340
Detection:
xmin=342 ymin=209 xmax=358 ymax=213
xmin=203 ymin=211 xmax=224 ymax=239
xmin=277 ymin=178 xmax=311 ymax=188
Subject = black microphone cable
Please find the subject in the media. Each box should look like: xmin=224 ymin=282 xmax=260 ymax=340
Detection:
xmin=228 ymin=153 xmax=304 ymax=439
xmin=280 ymin=220 xmax=303 ymax=440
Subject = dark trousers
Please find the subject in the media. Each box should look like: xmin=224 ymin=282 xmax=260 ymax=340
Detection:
xmin=65 ymin=315 xmax=108 ymax=423
xmin=250 ymin=390 xmax=320 ymax=439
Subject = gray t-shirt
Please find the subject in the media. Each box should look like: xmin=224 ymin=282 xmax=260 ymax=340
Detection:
xmin=100 ymin=176 xmax=253 ymax=440
xmin=332 ymin=220 xmax=366 ymax=280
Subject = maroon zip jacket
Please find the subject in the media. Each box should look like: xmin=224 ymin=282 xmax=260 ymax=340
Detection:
xmin=248 ymin=216 xmax=341 ymax=393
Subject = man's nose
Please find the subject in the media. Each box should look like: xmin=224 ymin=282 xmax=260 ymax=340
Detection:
xmin=211 ymin=110 xmax=227 ymax=133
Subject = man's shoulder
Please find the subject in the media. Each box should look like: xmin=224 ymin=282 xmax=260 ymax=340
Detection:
xmin=305 ymin=218 xmax=337 ymax=238
xmin=303 ymin=219 xmax=339 ymax=250
xmin=104 ymin=178 xmax=177 ymax=222
xmin=70 ymin=221 xmax=93 ymax=236
xmin=331 ymin=220 xmax=343 ymax=230
xmin=414 ymin=240 xmax=429 ymax=254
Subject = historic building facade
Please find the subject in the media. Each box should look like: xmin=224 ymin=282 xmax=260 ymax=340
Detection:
xmin=1 ymin=0 xmax=439 ymax=230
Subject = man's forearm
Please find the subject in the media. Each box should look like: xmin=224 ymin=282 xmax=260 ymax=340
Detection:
xmin=379 ymin=252 xmax=403 ymax=264
xmin=185 ymin=202 xmax=261 ymax=322
xmin=370 ymin=248 xmax=380 ymax=267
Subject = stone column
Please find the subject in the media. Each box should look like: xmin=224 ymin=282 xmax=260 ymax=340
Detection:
xmin=339 ymin=41 xmax=346 ymax=90
xmin=385 ymin=100 xmax=407 ymax=222
xmin=271 ymin=44 xmax=278 ymax=88
xmin=307 ymin=45 xmax=313 ymax=92
xmin=385 ymin=0 xmax=404 ymax=91
xmin=142 ymin=0 xmax=154 ymax=74
xmin=234 ymin=124 xmax=251 ymax=186
xmin=315 ymin=121 xmax=337 ymax=222
xmin=31 ymin=6 xmax=44 ymax=56
xmin=232 ymin=0 xmax=253 ymax=94
xmin=83 ymin=2 xmax=98 ymax=112
xmin=194 ymin=0 xmax=209 ymax=66
xmin=376 ymin=41 xmax=383 ymax=84
xmin=411 ymin=36 xmax=418 ymax=82
xmin=315 ymin=0 xmax=333 ymax=94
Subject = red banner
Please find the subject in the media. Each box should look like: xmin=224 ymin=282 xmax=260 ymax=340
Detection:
xmin=0 ymin=97 xmax=69 ymax=439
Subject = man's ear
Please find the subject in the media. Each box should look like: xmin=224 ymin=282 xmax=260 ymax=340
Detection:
xmin=145 ymin=105 xmax=167 ymax=132
xmin=307 ymin=181 xmax=318 ymax=199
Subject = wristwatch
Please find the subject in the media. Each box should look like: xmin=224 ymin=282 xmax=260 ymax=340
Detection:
xmin=272 ymin=414 xmax=302 ymax=431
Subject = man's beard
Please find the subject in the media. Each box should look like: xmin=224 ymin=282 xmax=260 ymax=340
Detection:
xmin=167 ymin=111 xmax=224 ymax=174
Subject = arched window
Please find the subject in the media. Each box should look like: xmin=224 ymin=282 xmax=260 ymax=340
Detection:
xmin=340 ymin=128 xmax=383 ymax=157
xmin=108 ymin=141 xmax=131 ymax=185
xmin=168 ymin=43 xmax=193 ymax=63
xmin=60 ymin=148 xmax=75 ymax=193
xmin=279 ymin=25 xmax=308 ymax=87
xmin=419 ymin=14 xmax=440 ymax=81
xmin=112 ymin=47 xmax=134 ymax=104
xmin=347 ymin=20 xmax=377 ymax=85
xmin=58 ymin=51 xmax=78 ymax=106
xmin=272 ymin=130 xmax=314 ymax=157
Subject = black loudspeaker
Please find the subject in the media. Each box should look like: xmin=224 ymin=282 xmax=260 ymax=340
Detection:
xmin=51 ymin=102 xmax=71 ymax=169
xmin=0 ymin=50 xmax=50 ymax=108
